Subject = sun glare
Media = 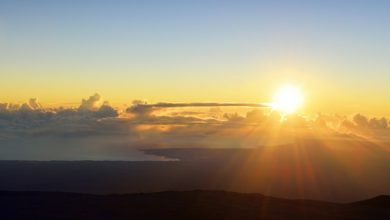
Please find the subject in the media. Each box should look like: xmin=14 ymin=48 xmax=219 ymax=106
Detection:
xmin=272 ymin=85 xmax=304 ymax=114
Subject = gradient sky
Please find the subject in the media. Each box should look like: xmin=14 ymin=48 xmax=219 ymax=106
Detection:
xmin=0 ymin=0 xmax=389 ymax=115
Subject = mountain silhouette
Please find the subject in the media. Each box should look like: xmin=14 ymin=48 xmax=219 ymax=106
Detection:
xmin=0 ymin=190 xmax=389 ymax=220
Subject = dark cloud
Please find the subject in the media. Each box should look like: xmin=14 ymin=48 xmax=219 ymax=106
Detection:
xmin=127 ymin=102 xmax=268 ymax=116
xmin=134 ymin=102 xmax=267 ymax=108
xmin=95 ymin=102 xmax=119 ymax=118
xmin=127 ymin=100 xmax=154 ymax=116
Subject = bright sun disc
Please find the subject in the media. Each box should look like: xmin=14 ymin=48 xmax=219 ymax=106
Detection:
xmin=272 ymin=85 xmax=304 ymax=114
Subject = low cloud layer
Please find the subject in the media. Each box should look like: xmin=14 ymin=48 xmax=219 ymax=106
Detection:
xmin=0 ymin=94 xmax=389 ymax=160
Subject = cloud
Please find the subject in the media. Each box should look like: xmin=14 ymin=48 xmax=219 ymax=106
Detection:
xmin=0 ymin=103 xmax=8 ymax=111
xmin=19 ymin=103 xmax=32 ymax=112
xmin=246 ymin=109 xmax=267 ymax=123
xmin=1 ymin=94 xmax=390 ymax=160
xmin=28 ymin=98 xmax=42 ymax=110
xmin=79 ymin=93 xmax=101 ymax=111
xmin=127 ymin=100 xmax=154 ymax=116
xmin=95 ymin=102 xmax=119 ymax=118
xmin=347 ymin=113 xmax=389 ymax=130
xmin=0 ymin=96 xmax=388 ymax=140
xmin=328 ymin=113 xmax=390 ymax=140
xmin=369 ymin=117 xmax=388 ymax=129
xmin=353 ymin=114 xmax=369 ymax=127
xmin=0 ymin=94 xmax=119 ymax=139
xmin=223 ymin=112 xmax=245 ymax=123
xmin=135 ymin=102 xmax=267 ymax=108
xmin=127 ymin=102 xmax=268 ymax=116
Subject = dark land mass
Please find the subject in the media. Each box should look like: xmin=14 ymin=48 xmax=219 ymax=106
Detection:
xmin=1 ymin=145 xmax=389 ymax=202
xmin=0 ymin=190 xmax=389 ymax=220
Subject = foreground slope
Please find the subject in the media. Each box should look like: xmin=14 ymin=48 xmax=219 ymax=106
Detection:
xmin=0 ymin=190 xmax=389 ymax=220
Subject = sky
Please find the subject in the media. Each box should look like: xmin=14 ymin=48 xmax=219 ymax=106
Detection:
xmin=1 ymin=0 xmax=390 ymax=115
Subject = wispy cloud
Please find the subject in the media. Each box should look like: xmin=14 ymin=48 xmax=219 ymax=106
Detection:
xmin=136 ymin=102 xmax=268 ymax=108
xmin=127 ymin=102 xmax=269 ymax=115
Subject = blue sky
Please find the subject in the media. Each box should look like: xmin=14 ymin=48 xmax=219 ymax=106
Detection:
xmin=0 ymin=0 xmax=389 ymax=114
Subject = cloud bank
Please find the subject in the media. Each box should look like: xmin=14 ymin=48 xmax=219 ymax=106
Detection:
xmin=0 ymin=94 xmax=389 ymax=160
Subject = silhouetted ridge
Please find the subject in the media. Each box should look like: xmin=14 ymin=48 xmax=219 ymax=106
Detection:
xmin=351 ymin=195 xmax=390 ymax=208
xmin=0 ymin=190 xmax=389 ymax=220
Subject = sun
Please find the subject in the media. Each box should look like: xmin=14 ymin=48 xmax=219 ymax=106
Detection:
xmin=272 ymin=85 xmax=304 ymax=114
